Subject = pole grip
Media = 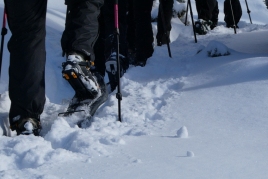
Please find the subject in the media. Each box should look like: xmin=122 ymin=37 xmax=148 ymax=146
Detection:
xmin=2 ymin=9 xmax=7 ymax=28
xmin=114 ymin=4 xmax=119 ymax=29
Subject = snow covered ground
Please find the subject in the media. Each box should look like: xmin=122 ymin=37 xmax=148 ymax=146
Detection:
xmin=0 ymin=0 xmax=268 ymax=178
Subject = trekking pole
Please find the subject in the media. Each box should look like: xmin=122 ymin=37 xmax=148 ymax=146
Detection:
xmin=229 ymin=0 xmax=237 ymax=34
xmin=159 ymin=0 xmax=172 ymax=58
xmin=114 ymin=0 xmax=122 ymax=122
xmin=184 ymin=0 xmax=189 ymax=26
xmin=244 ymin=0 xmax=252 ymax=24
xmin=188 ymin=0 xmax=197 ymax=43
xmin=0 ymin=8 xmax=8 ymax=80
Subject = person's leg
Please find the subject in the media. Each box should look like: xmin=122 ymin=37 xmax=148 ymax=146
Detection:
xmin=233 ymin=0 xmax=242 ymax=26
xmin=211 ymin=0 xmax=219 ymax=29
xmin=94 ymin=6 xmax=106 ymax=77
xmin=195 ymin=0 xmax=217 ymax=21
xmin=126 ymin=0 xmax=136 ymax=52
xmin=224 ymin=0 xmax=242 ymax=27
xmin=133 ymin=0 xmax=154 ymax=65
xmin=156 ymin=0 xmax=173 ymax=46
xmin=61 ymin=0 xmax=105 ymax=99
xmin=5 ymin=0 xmax=47 ymax=135
xmin=61 ymin=0 xmax=104 ymax=61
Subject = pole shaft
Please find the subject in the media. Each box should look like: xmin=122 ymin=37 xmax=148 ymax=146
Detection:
xmin=114 ymin=0 xmax=122 ymax=122
xmin=244 ymin=0 xmax=252 ymax=24
xmin=184 ymin=1 xmax=189 ymax=26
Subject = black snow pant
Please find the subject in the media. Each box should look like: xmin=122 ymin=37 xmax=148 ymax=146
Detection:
xmin=195 ymin=0 xmax=219 ymax=25
xmin=156 ymin=0 xmax=173 ymax=45
xmin=61 ymin=0 xmax=104 ymax=61
xmin=224 ymin=0 xmax=242 ymax=27
xmin=94 ymin=6 xmax=106 ymax=77
xmin=5 ymin=0 xmax=103 ymax=127
xmin=4 ymin=0 xmax=47 ymax=125
xmin=127 ymin=0 xmax=154 ymax=61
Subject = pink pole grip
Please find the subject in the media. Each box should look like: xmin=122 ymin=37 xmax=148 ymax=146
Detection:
xmin=2 ymin=9 xmax=7 ymax=28
xmin=114 ymin=4 xmax=119 ymax=29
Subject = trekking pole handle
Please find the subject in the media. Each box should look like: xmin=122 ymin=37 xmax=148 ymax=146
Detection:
xmin=114 ymin=0 xmax=119 ymax=33
xmin=1 ymin=9 xmax=7 ymax=36
xmin=0 ymin=8 xmax=8 ymax=80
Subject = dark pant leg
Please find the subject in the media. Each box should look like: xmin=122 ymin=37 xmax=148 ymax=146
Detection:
xmin=133 ymin=0 xmax=154 ymax=61
xmin=211 ymin=1 xmax=219 ymax=25
xmin=4 ymin=0 xmax=47 ymax=125
xmin=61 ymin=0 xmax=104 ymax=61
xmin=126 ymin=0 xmax=136 ymax=51
xmin=94 ymin=6 xmax=106 ymax=77
xmin=224 ymin=0 xmax=242 ymax=26
xmin=157 ymin=0 xmax=173 ymax=44
xmin=233 ymin=0 xmax=242 ymax=25
xmin=195 ymin=0 xmax=217 ymax=21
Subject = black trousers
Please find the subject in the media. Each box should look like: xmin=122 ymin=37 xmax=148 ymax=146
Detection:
xmin=4 ymin=0 xmax=47 ymax=125
xmin=224 ymin=0 xmax=242 ymax=26
xmin=5 ymin=0 xmax=103 ymax=126
xmin=195 ymin=0 xmax=219 ymax=24
xmin=156 ymin=0 xmax=173 ymax=44
xmin=61 ymin=0 xmax=104 ymax=61
xmin=127 ymin=0 xmax=154 ymax=61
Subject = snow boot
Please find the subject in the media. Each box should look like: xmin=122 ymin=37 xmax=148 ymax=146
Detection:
xmin=10 ymin=117 xmax=42 ymax=136
xmin=194 ymin=19 xmax=212 ymax=35
xmin=105 ymin=52 xmax=128 ymax=92
xmin=62 ymin=53 xmax=101 ymax=100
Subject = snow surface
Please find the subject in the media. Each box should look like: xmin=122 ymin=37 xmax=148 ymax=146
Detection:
xmin=1 ymin=0 xmax=268 ymax=178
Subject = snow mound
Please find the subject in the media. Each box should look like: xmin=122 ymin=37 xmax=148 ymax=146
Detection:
xmin=187 ymin=151 xmax=194 ymax=157
xmin=197 ymin=40 xmax=230 ymax=57
xmin=177 ymin=126 xmax=188 ymax=138
xmin=0 ymin=91 xmax=11 ymax=112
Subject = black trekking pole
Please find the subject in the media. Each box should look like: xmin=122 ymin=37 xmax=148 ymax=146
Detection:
xmin=114 ymin=0 xmax=122 ymax=122
xmin=0 ymin=8 xmax=7 ymax=80
xmin=244 ymin=0 xmax=252 ymax=24
xmin=188 ymin=0 xmax=197 ymax=43
xmin=184 ymin=0 xmax=189 ymax=26
xmin=229 ymin=0 xmax=237 ymax=34
xmin=159 ymin=0 xmax=172 ymax=58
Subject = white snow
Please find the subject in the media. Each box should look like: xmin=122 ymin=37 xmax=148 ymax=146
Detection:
xmin=0 ymin=0 xmax=268 ymax=178
xmin=187 ymin=151 xmax=194 ymax=157
xmin=177 ymin=126 xmax=188 ymax=138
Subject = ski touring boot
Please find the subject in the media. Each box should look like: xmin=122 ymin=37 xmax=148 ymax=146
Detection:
xmin=105 ymin=52 xmax=128 ymax=92
xmin=61 ymin=52 xmax=104 ymax=117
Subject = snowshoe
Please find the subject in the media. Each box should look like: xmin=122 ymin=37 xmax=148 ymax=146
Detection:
xmin=59 ymin=53 xmax=108 ymax=127
xmin=59 ymin=72 xmax=108 ymax=127
xmin=10 ymin=117 xmax=41 ymax=136
xmin=194 ymin=19 xmax=212 ymax=35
